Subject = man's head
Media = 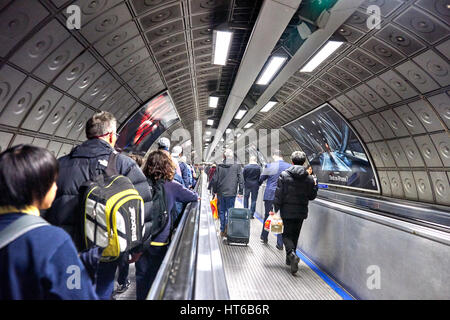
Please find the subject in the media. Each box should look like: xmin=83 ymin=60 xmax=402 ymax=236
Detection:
xmin=171 ymin=145 xmax=183 ymax=158
xmin=157 ymin=137 xmax=170 ymax=151
xmin=291 ymin=151 xmax=306 ymax=165
xmin=249 ymin=156 xmax=257 ymax=164
xmin=86 ymin=111 xmax=118 ymax=147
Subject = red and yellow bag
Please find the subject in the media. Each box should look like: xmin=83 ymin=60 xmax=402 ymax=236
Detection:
xmin=210 ymin=197 xmax=218 ymax=220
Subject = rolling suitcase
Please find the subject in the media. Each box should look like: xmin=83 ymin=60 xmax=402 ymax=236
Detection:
xmin=226 ymin=208 xmax=250 ymax=245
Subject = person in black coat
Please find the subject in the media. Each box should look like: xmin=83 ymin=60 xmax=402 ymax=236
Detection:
xmin=243 ymin=156 xmax=261 ymax=219
xmin=45 ymin=111 xmax=152 ymax=300
xmin=273 ymin=151 xmax=318 ymax=275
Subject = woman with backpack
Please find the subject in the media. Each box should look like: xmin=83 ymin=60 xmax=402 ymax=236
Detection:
xmin=136 ymin=150 xmax=198 ymax=300
xmin=0 ymin=145 xmax=98 ymax=300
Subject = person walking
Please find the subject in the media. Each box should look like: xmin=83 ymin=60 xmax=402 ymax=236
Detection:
xmin=243 ymin=156 xmax=261 ymax=219
xmin=273 ymin=151 xmax=318 ymax=275
xmin=45 ymin=111 xmax=152 ymax=300
xmin=210 ymin=149 xmax=244 ymax=238
xmin=136 ymin=150 xmax=198 ymax=300
xmin=259 ymin=150 xmax=291 ymax=249
xmin=0 ymin=145 xmax=98 ymax=300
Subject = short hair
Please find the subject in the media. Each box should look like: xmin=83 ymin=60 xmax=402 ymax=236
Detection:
xmin=0 ymin=145 xmax=59 ymax=209
xmin=143 ymin=150 xmax=175 ymax=181
xmin=86 ymin=111 xmax=117 ymax=139
xmin=172 ymin=145 xmax=182 ymax=156
xmin=291 ymin=151 xmax=306 ymax=165
xmin=128 ymin=153 xmax=144 ymax=167
xmin=157 ymin=137 xmax=170 ymax=151
xmin=249 ymin=156 xmax=257 ymax=163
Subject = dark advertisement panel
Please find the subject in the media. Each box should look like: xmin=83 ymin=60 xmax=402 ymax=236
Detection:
xmin=116 ymin=92 xmax=179 ymax=154
xmin=283 ymin=103 xmax=379 ymax=192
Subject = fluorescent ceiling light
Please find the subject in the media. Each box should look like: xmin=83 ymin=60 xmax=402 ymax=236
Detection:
xmin=234 ymin=109 xmax=247 ymax=120
xmin=205 ymin=131 xmax=211 ymax=136
xmin=213 ymin=30 xmax=232 ymax=65
xmin=256 ymin=56 xmax=287 ymax=85
xmin=209 ymin=96 xmax=218 ymax=108
xmin=300 ymin=40 xmax=344 ymax=72
xmin=207 ymin=119 xmax=214 ymax=126
xmin=260 ymin=101 xmax=277 ymax=113
xmin=244 ymin=123 xmax=253 ymax=129
xmin=226 ymin=128 xmax=231 ymax=134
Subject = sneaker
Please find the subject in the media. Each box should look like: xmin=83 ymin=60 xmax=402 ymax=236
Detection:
xmin=285 ymin=256 xmax=291 ymax=266
xmin=260 ymin=237 xmax=268 ymax=244
xmin=114 ymin=279 xmax=131 ymax=294
xmin=276 ymin=244 xmax=283 ymax=251
xmin=289 ymin=253 xmax=300 ymax=275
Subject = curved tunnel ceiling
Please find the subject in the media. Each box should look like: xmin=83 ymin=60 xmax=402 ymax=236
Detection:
xmin=234 ymin=0 xmax=450 ymax=207
xmin=0 ymin=0 xmax=449 ymax=207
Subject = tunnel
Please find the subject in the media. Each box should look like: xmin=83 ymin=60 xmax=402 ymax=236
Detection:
xmin=0 ymin=0 xmax=449 ymax=302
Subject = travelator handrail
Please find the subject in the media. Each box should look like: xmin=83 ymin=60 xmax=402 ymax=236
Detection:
xmin=317 ymin=188 xmax=450 ymax=233
xmin=147 ymin=173 xmax=229 ymax=300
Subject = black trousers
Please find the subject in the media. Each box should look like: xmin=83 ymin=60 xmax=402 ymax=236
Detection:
xmin=282 ymin=218 xmax=304 ymax=255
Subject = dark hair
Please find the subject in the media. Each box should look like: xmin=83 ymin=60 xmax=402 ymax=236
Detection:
xmin=0 ymin=145 xmax=59 ymax=209
xmin=128 ymin=153 xmax=144 ymax=167
xmin=143 ymin=150 xmax=175 ymax=181
xmin=291 ymin=151 xmax=306 ymax=165
xmin=86 ymin=111 xmax=117 ymax=139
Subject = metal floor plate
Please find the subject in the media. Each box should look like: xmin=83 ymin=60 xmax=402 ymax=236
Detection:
xmin=217 ymin=201 xmax=343 ymax=300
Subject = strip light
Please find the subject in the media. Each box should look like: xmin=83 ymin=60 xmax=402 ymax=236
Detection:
xmin=256 ymin=56 xmax=287 ymax=85
xmin=244 ymin=123 xmax=253 ymax=129
xmin=213 ymin=30 xmax=233 ymax=65
xmin=207 ymin=119 xmax=214 ymax=126
xmin=234 ymin=109 xmax=247 ymax=120
xmin=300 ymin=40 xmax=344 ymax=72
xmin=209 ymin=96 xmax=218 ymax=108
xmin=260 ymin=101 xmax=277 ymax=112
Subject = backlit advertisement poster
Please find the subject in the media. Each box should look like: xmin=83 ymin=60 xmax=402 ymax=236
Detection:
xmin=283 ymin=103 xmax=379 ymax=192
xmin=116 ymin=91 xmax=179 ymax=154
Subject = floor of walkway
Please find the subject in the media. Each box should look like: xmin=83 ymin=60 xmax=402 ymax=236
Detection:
xmin=216 ymin=198 xmax=343 ymax=300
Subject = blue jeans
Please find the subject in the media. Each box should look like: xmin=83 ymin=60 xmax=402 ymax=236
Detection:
xmin=218 ymin=195 xmax=236 ymax=232
xmin=260 ymin=200 xmax=283 ymax=247
xmin=244 ymin=186 xmax=259 ymax=216
xmin=96 ymin=258 xmax=120 ymax=300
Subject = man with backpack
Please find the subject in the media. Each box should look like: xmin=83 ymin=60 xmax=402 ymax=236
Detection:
xmin=45 ymin=111 xmax=152 ymax=300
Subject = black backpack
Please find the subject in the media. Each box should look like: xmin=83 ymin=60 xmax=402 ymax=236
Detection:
xmin=147 ymin=179 xmax=169 ymax=239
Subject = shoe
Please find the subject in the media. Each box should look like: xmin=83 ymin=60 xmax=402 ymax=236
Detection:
xmin=260 ymin=237 xmax=268 ymax=244
xmin=276 ymin=244 xmax=283 ymax=251
xmin=114 ymin=279 xmax=131 ymax=294
xmin=288 ymin=252 xmax=300 ymax=275
xmin=286 ymin=256 xmax=291 ymax=266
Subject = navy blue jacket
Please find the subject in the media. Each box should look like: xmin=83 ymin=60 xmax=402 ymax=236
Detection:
xmin=243 ymin=164 xmax=262 ymax=189
xmin=259 ymin=160 xmax=292 ymax=201
xmin=179 ymin=161 xmax=192 ymax=188
xmin=45 ymin=139 xmax=152 ymax=251
xmin=0 ymin=213 xmax=98 ymax=300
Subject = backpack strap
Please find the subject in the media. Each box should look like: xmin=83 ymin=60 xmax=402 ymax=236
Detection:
xmin=0 ymin=215 xmax=49 ymax=250
xmin=105 ymin=151 xmax=118 ymax=177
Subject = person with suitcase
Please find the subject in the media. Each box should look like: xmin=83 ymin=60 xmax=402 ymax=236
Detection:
xmin=210 ymin=149 xmax=244 ymax=238
xmin=273 ymin=151 xmax=318 ymax=275
xmin=243 ymin=156 xmax=261 ymax=219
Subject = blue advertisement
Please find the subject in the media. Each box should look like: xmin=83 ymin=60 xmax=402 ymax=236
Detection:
xmin=283 ymin=103 xmax=379 ymax=192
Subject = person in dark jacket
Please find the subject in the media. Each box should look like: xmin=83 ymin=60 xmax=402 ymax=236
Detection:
xmin=211 ymin=149 xmax=244 ymax=237
xmin=273 ymin=151 xmax=318 ymax=275
xmin=207 ymin=163 xmax=216 ymax=192
xmin=243 ymin=156 xmax=261 ymax=219
xmin=136 ymin=150 xmax=198 ymax=300
xmin=45 ymin=111 xmax=152 ymax=300
xmin=0 ymin=145 xmax=98 ymax=300
xmin=259 ymin=150 xmax=291 ymax=248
